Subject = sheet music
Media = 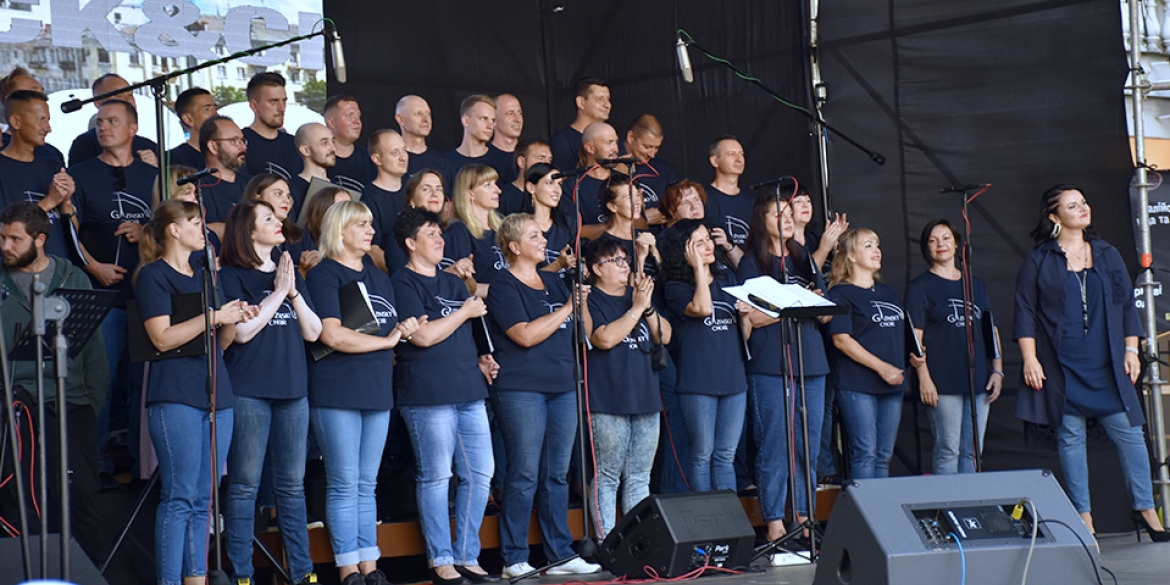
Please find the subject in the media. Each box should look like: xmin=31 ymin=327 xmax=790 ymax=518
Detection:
xmin=723 ymin=276 xmax=834 ymax=318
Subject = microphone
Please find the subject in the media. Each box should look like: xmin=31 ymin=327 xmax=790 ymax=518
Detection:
xmin=177 ymin=167 xmax=219 ymax=186
xmin=330 ymin=26 xmax=347 ymax=84
xmin=939 ymin=183 xmax=987 ymax=193
xmin=552 ymin=165 xmax=594 ymax=180
xmin=749 ymin=175 xmax=794 ymax=190
xmin=61 ymin=98 xmax=84 ymax=113
xmin=677 ymin=37 xmax=694 ymax=83
xmin=598 ymin=157 xmax=640 ymax=166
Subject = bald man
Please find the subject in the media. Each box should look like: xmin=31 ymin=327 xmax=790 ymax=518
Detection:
xmin=574 ymin=122 xmax=620 ymax=240
xmin=396 ymin=94 xmax=452 ymax=183
xmin=0 ymin=67 xmax=65 ymax=166
xmin=68 ymin=74 xmax=158 ymax=166
xmin=622 ymin=114 xmax=676 ymax=227
xmin=288 ymin=122 xmax=337 ymax=219
xmin=492 ymin=93 xmax=524 ymax=154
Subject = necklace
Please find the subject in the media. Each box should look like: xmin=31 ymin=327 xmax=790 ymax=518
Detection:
xmin=1074 ymin=269 xmax=1089 ymax=334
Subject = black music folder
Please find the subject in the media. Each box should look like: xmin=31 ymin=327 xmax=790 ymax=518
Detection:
xmin=128 ymin=293 xmax=208 ymax=363
xmin=310 ymin=280 xmax=380 ymax=361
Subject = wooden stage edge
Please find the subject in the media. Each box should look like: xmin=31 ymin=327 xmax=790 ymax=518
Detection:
xmin=255 ymin=487 xmax=841 ymax=567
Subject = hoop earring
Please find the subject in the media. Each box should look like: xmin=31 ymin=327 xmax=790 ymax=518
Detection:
xmin=1050 ymin=222 xmax=1061 ymax=239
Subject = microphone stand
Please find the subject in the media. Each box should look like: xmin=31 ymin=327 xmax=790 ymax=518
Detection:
xmin=0 ymin=289 xmax=32 ymax=581
xmin=60 ymin=22 xmax=342 ymax=202
xmin=950 ymin=185 xmax=987 ymax=472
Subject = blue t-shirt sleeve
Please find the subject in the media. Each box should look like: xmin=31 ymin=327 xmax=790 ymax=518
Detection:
xmin=826 ymin=287 xmax=853 ymax=336
xmin=306 ymin=263 xmax=342 ymax=321
xmin=664 ymin=280 xmax=697 ymax=318
xmin=392 ymin=275 xmax=428 ymax=320
xmin=136 ymin=264 xmax=172 ymax=319
xmin=219 ymin=268 xmax=245 ymax=304
xmin=904 ymin=280 xmax=927 ymax=326
xmin=443 ymin=222 xmax=474 ymax=266
xmin=487 ymin=275 xmax=530 ymax=331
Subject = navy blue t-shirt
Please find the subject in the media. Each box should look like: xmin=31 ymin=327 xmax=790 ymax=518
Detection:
xmin=305 ymin=256 xmax=398 ymax=410
xmin=70 ymin=157 xmax=158 ymax=305
xmin=328 ymin=144 xmax=376 ymax=192
xmin=549 ymin=125 xmax=583 ymax=172
xmin=280 ymin=231 xmax=316 ymax=270
xmin=1 ymin=133 xmax=65 ymax=166
xmin=406 ymin=148 xmax=453 ymax=187
xmin=541 ymin=216 xmax=578 ymax=273
xmin=443 ymin=220 xmax=506 ymax=284
xmin=286 ymin=174 xmax=311 ymax=221
xmin=363 ymin=183 xmax=405 ymax=254
xmin=499 ymin=182 xmax=526 ymax=216
xmin=220 ymin=266 xmax=314 ymax=400
xmin=586 ymin=288 xmax=660 ymax=415
xmin=737 ymin=253 xmax=829 ymax=377
xmin=391 ymin=268 xmax=488 ymax=406
xmin=826 ymin=282 xmax=908 ymax=394
xmin=487 ymin=269 xmax=576 ymax=394
xmin=135 ymin=260 xmax=234 ymax=409
xmin=0 ymin=153 xmax=75 ymax=260
xmin=444 ymin=145 xmax=513 ymax=186
xmin=68 ymin=127 xmax=157 ymax=166
xmin=664 ymin=269 xmax=748 ymax=395
xmin=568 ymin=175 xmax=607 ymax=226
xmin=632 ymin=158 xmax=676 ymax=210
xmin=198 ymin=172 xmax=250 ymax=223
xmin=242 ymin=127 xmax=302 ymax=180
xmin=704 ymin=185 xmax=754 ymax=247
xmin=904 ymin=271 xmax=993 ymax=395
xmin=167 ymin=142 xmax=205 ymax=170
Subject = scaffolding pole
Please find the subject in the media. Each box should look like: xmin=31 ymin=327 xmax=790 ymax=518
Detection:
xmin=1127 ymin=0 xmax=1170 ymax=517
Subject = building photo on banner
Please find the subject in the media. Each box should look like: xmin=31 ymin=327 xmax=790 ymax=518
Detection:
xmin=0 ymin=0 xmax=325 ymax=153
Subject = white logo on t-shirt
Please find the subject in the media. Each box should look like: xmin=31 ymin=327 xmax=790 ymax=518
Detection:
xmin=369 ymin=294 xmax=398 ymax=325
xmin=946 ymin=298 xmax=982 ymax=327
xmin=705 ymin=300 xmax=738 ymax=331
xmin=435 ymin=295 xmax=464 ymax=317
xmin=870 ymin=300 xmax=904 ymax=328
xmin=725 ymin=216 xmax=749 ymax=246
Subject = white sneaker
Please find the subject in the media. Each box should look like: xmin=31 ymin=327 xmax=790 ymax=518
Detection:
xmin=502 ymin=562 xmax=537 ymax=579
xmin=547 ymin=557 xmax=602 ymax=575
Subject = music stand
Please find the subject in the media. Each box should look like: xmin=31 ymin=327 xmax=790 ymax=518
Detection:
xmin=8 ymin=289 xmax=117 ymax=361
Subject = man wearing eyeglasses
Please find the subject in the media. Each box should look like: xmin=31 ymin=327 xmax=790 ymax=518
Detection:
xmin=198 ymin=115 xmax=250 ymax=240
xmin=68 ymin=98 xmax=158 ymax=487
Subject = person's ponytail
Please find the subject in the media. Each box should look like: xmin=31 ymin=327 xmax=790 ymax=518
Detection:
xmin=134 ymin=200 xmax=200 ymax=288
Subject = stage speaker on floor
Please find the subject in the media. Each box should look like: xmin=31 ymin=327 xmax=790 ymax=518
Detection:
xmin=597 ymin=490 xmax=755 ymax=578
xmin=0 ymin=536 xmax=109 ymax=585
xmin=814 ymin=469 xmax=1099 ymax=585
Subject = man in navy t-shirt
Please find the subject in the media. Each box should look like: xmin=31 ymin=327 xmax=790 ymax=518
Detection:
xmin=0 ymin=90 xmax=76 ymax=261
xmin=491 ymin=93 xmax=523 ymax=180
xmin=445 ymin=94 xmax=513 ymax=184
xmin=623 ymin=114 xmax=676 ymax=228
xmin=0 ymin=67 xmax=65 ymax=166
xmin=575 ymin=122 xmax=620 ymax=240
xmin=499 ymin=139 xmax=553 ymax=216
xmin=168 ymin=87 xmax=217 ymax=171
xmin=68 ymin=74 xmax=158 ymax=167
xmin=197 ymin=115 xmax=250 ymax=236
xmin=549 ymin=77 xmax=611 ymax=171
xmin=704 ymin=135 xmax=752 ymax=249
xmin=324 ymin=95 xmax=375 ymax=192
xmin=366 ymin=129 xmax=408 ymax=273
xmin=242 ymin=72 xmax=302 ymax=181
xmin=395 ymin=94 xmax=451 ymax=184
xmin=290 ymin=122 xmax=337 ymax=219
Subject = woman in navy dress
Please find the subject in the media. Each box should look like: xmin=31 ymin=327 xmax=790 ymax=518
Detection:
xmin=1015 ymin=184 xmax=1168 ymax=539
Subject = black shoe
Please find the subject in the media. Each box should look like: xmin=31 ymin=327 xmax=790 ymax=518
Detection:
xmin=365 ymin=570 xmax=392 ymax=585
xmin=431 ymin=568 xmax=469 ymax=585
xmin=341 ymin=573 xmax=364 ymax=585
xmin=1131 ymin=511 xmax=1170 ymax=542
xmin=455 ymin=566 xmax=501 ymax=583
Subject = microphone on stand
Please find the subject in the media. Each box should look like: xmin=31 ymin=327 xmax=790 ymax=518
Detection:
xmin=176 ymin=167 xmax=219 ymax=186
xmin=749 ymin=175 xmax=795 ymax=191
xmin=677 ymin=37 xmax=694 ymax=83
xmin=552 ymin=165 xmax=594 ymax=181
xmin=939 ymin=183 xmax=988 ymax=193
xmin=329 ymin=25 xmax=347 ymax=84
xmin=598 ymin=157 xmax=640 ymax=166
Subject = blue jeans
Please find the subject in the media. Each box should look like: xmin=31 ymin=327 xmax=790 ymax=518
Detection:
xmin=225 ymin=396 xmax=312 ymax=579
xmin=750 ymin=374 xmax=825 ymax=520
xmin=589 ymin=412 xmax=659 ymax=537
xmin=928 ymin=392 xmax=990 ymax=475
xmin=677 ymin=392 xmax=746 ymax=492
xmin=836 ymin=390 xmax=902 ymax=480
xmin=657 ymin=356 xmax=691 ymax=493
xmin=310 ymin=407 xmax=390 ymax=567
xmin=1056 ymin=411 xmax=1155 ymax=513
xmin=400 ymin=400 xmax=494 ymax=567
xmin=491 ymin=390 xmax=577 ymax=565
xmin=96 ymin=306 xmax=144 ymax=474
xmin=149 ymin=402 xmax=233 ymax=585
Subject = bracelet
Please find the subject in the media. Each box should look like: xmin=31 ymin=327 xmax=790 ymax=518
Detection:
xmin=288 ymin=291 xmax=299 ymax=301
xmin=991 ymin=370 xmax=1004 ymax=377
xmin=1125 ymin=346 xmax=1140 ymax=355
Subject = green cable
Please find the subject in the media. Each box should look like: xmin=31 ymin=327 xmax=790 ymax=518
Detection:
xmin=676 ymin=28 xmax=812 ymax=115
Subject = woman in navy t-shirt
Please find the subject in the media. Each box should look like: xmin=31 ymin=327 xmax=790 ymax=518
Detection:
xmin=243 ymin=172 xmax=319 ymax=274
xmin=486 ymin=214 xmax=601 ymax=577
xmin=390 ymin=208 xmax=500 ymax=582
xmin=583 ymin=237 xmax=671 ymax=538
xmin=592 ymin=174 xmax=660 ymax=278
xmin=905 ymin=219 xmax=1003 ymax=475
xmin=219 ymin=200 xmax=324 ymax=583
xmin=826 ymin=228 xmax=917 ymax=480
xmin=445 ymin=164 xmax=505 ymax=298
xmin=740 ymin=196 xmax=830 ymax=542
xmin=304 ymin=200 xmax=421 ymax=584
xmin=135 ymin=200 xmax=257 ymax=585
xmin=659 ymin=219 xmax=750 ymax=492
xmin=521 ymin=163 xmax=578 ymax=274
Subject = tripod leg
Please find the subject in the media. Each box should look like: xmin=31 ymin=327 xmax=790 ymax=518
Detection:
xmin=99 ymin=469 xmax=159 ymax=574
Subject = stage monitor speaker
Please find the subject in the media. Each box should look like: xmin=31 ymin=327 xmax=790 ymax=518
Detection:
xmin=597 ymin=490 xmax=755 ymax=578
xmin=0 ymin=535 xmax=109 ymax=585
xmin=814 ymin=469 xmax=1099 ymax=585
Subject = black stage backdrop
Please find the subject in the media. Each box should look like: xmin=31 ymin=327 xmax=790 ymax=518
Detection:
xmin=322 ymin=0 xmax=816 ymax=188
xmin=820 ymin=0 xmax=1138 ymax=530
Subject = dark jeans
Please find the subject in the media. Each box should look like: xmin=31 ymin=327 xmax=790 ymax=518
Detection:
xmin=0 ymin=398 xmax=104 ymax=564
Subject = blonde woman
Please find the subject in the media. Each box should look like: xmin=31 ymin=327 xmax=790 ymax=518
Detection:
xmin=444 ymin=164 xmax=503 ymax=297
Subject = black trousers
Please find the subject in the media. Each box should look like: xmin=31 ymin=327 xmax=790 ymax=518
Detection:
xmin=0 ymin=399 xmax=104 ymax=565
